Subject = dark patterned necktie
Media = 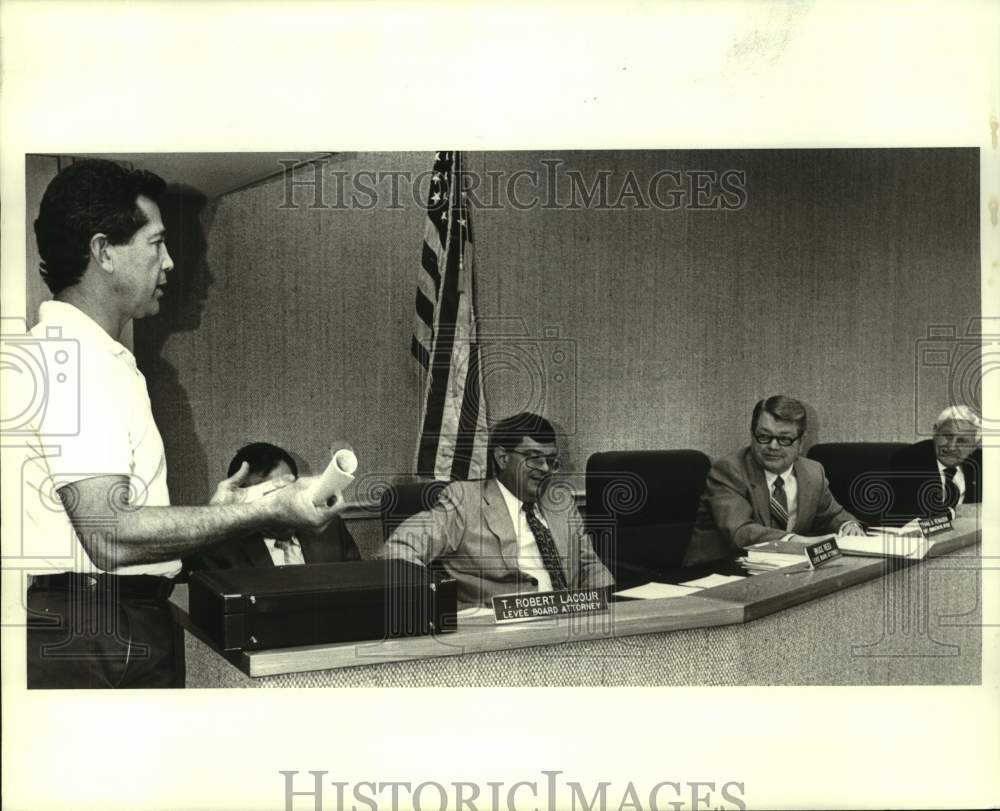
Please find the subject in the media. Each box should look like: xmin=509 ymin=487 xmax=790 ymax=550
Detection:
xmin=523 ymin=503 xmax=569 ymax=591
xmin=770 ymin=477 xmax=790 ymax=530
xmin=943 ymin=466 xmax=960 ymax=510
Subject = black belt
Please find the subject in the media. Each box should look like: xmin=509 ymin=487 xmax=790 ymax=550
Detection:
xmin=30 ymin=573 xmax=175 ymax=601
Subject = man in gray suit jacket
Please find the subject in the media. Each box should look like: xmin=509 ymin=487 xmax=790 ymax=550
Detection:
xmin=380 ymin=413 xmax=613 ymax=608
xmin=685 ymin=395 xmax=865 ymax=566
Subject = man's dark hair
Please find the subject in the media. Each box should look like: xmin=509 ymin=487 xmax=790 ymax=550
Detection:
xmin=751 ymin=395 xmax=808 ymax=436
xmin=227 ymin=442 xmax=299 ymax=479
xmin=34 ymin=158 xmax=168 ymax=294
xmin=487 ymin=412 xmax=556 ymax=475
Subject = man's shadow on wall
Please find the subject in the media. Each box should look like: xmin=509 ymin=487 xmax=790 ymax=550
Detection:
xmin=134 ymin=186 xmax=215 ymax=505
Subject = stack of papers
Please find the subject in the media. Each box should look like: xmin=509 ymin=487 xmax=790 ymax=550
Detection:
xmin=741 ymin=543 xmax=807 ymax=574
xmin=741 ymin=553 xmax=804 ymax=574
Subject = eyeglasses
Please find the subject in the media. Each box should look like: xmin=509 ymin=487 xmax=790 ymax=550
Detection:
xmin=753 ymin=432 xmax=801 ymax=447
xmin=505 ymin=449 xmax=562 ymax=471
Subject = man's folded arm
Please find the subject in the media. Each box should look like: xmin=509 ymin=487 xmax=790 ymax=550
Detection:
xmin=58 ymin=474 xmax=344 ymax=571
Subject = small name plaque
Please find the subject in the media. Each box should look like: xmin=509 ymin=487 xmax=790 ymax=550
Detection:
xmin=918 ymin=515 xmax=953 ymax=537
xmin=805 ymin=538 xmax=842 ymax=569
xmin=492 ymin=588 xmax=609 ymax=624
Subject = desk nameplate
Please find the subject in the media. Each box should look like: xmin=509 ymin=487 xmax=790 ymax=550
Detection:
xmin=805 ymin=538 xmax=842 ymax=568
xmin=493 ymin=588 xmax=609 ymax=624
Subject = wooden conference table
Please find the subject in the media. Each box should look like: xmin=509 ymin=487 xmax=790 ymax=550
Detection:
xmin=171 ymin=512 xmax=985 ymax=687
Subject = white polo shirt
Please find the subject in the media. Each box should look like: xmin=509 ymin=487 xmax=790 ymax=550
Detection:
xmin=21 ymin=301 xmax=179 ymax=577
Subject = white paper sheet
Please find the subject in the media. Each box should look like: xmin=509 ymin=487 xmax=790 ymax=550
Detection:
xmin=679 ymin=573 xmax=746 ymax=589
xmin=613 ymin=582 xmax=702 ymax=600
xmin=457 ymin=605 xmax=497 ymax=621
xmin=864 ymin=520 xmax=923 ymax=537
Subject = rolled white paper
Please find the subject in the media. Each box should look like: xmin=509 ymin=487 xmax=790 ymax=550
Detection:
xmin=308 ymin=448 xmax=358 ymax=506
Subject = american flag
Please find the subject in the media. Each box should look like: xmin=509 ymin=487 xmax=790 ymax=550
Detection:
xmin=411 ymin=151 xmax=489 ymax=480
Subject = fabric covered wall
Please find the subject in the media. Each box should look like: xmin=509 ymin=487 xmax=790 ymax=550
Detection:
xmin=132 ymin=149 xmax=980 ymax=506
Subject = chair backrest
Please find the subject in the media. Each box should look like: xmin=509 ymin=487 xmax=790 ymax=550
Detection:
xmin=585 ymin=450 xmax=712 ymax=584
xmin=806 ymin=442 xmax=909 ymax=525
xmin=379 ymin=479 xmax=449 ymax=541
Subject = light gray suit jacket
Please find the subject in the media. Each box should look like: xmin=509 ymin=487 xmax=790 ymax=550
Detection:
xmin=684 ymin=447 xmax=858 ymax=565
xmin=380 ymin=478 xmax=613 ymax=607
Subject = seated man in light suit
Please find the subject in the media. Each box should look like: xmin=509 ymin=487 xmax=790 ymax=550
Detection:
xmin=890 ymin=405 xmax=982 ymax=521
xmin=685 ymin=395 xmax=866 ymax=565
xmin=185 ymin=442 xmax=360 ymax=572
xmin=380 ymin=413 xmax=614 ymax=608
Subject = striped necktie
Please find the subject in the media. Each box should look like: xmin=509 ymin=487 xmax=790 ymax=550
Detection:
xmin=523 ymin=503 xmax=569 ymax=591
xmin=770 ymin=477 xmax=790 ymax=530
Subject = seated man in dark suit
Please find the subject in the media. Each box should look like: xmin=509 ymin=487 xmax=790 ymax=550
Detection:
xmin=685 ymin=395 xmax=865 ymax=565
xmin=890 ymin=405 xmax=982 ymax=521
xmin=379 ymin=413 xmax=613 ymax=608
xmin=185 ymin=442 xmax=360 ymax=572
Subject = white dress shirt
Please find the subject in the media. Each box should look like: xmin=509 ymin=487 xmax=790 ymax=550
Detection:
xmin=264 ymin=535 xmax=305 ymax=566
xmin=495 ymin=479 xmax=553 ymax=593
xmin=936 ymin=459 xmax=966 ymax=506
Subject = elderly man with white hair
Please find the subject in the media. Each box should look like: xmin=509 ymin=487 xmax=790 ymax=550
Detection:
xmin=890 ymin=405 xmax=983 ymax=520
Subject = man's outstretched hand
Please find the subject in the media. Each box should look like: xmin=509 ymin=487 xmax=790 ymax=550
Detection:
xmin=263 ymin=475 xmax=346 ymax=533
xmin=209 ymin=462 xmax=294 ymax=506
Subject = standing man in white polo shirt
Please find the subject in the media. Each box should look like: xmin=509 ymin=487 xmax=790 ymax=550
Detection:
xmin=24 ymin=159 xmax=344 ymax=688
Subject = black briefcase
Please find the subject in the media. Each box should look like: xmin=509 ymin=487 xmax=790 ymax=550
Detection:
xmin=188 ymin=560 xmax=457 ymax=652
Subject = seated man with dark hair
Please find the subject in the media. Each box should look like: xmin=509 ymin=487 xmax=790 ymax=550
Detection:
xmin=379 ymin=412 xmax=613 ymax=608
xmin=890 ymin=405 xmax=982 ymax=521
xmin=685 ymin=395 xmax=865 ymax=565
xmin=185 ymin=442 xmax=360 ymax=572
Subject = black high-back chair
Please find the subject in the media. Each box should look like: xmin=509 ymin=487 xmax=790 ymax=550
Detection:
xmin=586 ymin=450 xmax=712 ymax=586
xmin=806 ymin=442 xmax=909 ymax=526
